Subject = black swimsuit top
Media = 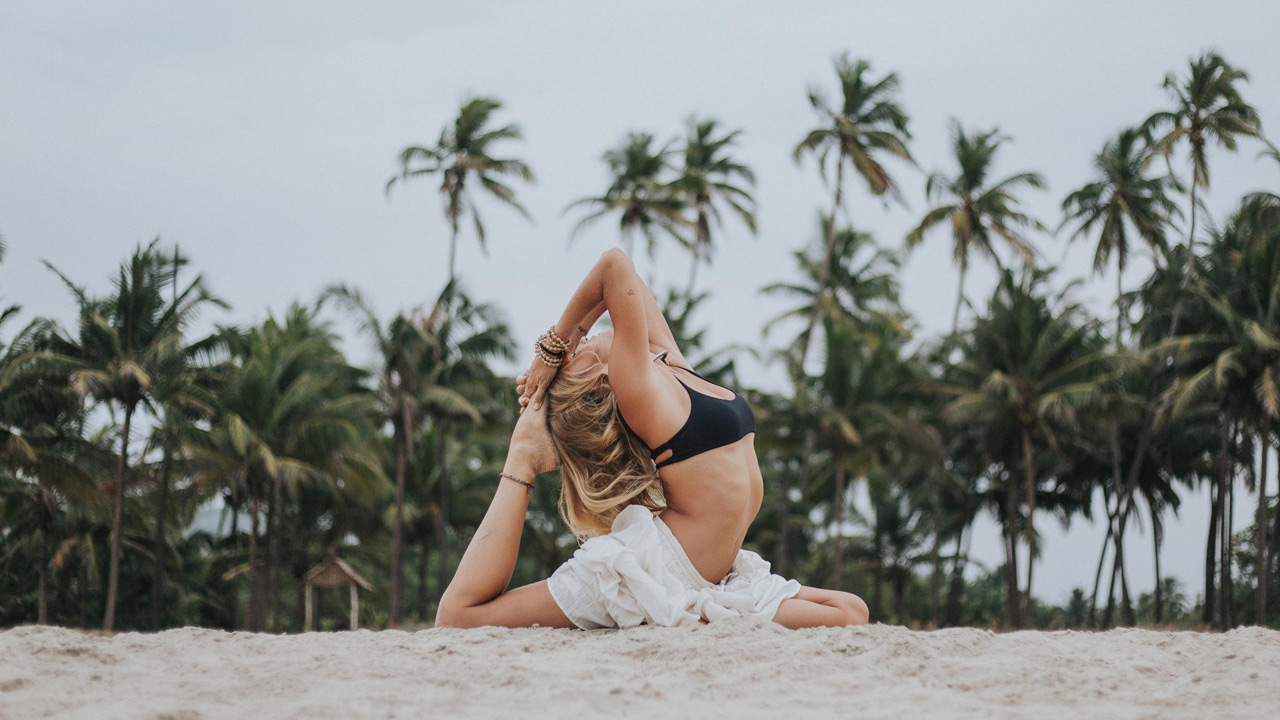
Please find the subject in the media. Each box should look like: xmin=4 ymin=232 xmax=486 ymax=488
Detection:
xmin=644 ymin=356 xmax=756 ymax=469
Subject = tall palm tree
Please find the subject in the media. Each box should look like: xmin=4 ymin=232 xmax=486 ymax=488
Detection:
xmin=1142 ymin=51 xmax=1266 ymax=335
xmin=39 ymin=241 xmax=222 ymax=630
xmin=1156 ymin=199 xmax=1280 ymax=626
xmin=940 ymin=268 xmax=1113 ymax=628
xmin=566 ymin=132 xmax=690 ymax=259
xmin=1059 ymin=127 xmax=1182 ymax=627
xmin=675 ymin=117 xmax=758 ymax=293
xmin=905 ymin=119 xmax=1046 ymax=361
xmin=322 ymin=285 xmax=481 ymax=626
xmin=387 ymin=96 xmax=535 ymax=285
xmin=793 ymin=55 xmax=912 ymax=363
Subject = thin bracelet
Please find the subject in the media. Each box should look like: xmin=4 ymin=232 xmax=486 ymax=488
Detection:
xmin=500 ymin=472 xmax=535 ymax=494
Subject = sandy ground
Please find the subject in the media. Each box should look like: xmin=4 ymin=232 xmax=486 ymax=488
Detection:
xmin=2 ymin=620 xmax=1278 ymax=720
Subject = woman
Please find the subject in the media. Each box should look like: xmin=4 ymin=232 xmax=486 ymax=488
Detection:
xmin=436 ymin=249 xmax=869 ymax=629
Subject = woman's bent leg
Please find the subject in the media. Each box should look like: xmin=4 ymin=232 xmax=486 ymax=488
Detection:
xmin=436 ymin=579 xmax=577 ymax=629
xmin=771 ymin=585 xmax=870 ymax=629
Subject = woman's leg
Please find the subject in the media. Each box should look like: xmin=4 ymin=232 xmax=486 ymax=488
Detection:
xmin=771 ymin=585 xmax=870 ymax=629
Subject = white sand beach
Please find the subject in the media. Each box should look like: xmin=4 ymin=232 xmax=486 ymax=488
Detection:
xmin=2 ymin=620 xmax=1278 ymax=719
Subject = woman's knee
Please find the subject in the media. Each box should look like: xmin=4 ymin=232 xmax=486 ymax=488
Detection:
xmin=842 ymin=593 xmax=870 ymax=626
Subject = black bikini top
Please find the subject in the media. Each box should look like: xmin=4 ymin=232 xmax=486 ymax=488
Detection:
xmin=644 ymin=355 xmax=756 ymax=469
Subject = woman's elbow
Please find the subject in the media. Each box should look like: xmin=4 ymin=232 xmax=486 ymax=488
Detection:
xmin=434 ymin=600 xmax=469 ymax=628
xmin=599 ymin=247 xmax=634 ymax=271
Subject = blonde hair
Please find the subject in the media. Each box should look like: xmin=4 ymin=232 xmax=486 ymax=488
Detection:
xmin=546 ymin=364 xmax=665 ymax=541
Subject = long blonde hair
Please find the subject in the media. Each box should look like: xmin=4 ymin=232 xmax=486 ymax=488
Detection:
xmin=545 ymin=365 xmax=665 ymax=541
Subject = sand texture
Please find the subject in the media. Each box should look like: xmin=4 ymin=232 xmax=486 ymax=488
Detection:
xmin=2 ymin=620 xmax=1278 ymax=719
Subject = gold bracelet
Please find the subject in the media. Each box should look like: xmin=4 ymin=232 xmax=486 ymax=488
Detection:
xmin=500 ymin=472 xmax=535 ymax=493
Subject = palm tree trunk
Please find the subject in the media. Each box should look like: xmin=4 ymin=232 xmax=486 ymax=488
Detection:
xmin=267 ymin=474 xmax=283 ymax=632
xmin=37 ymin=508 xmax=48 ymax=625
xmin=1119 ymin=543 xmax=1135 ymax=626
xmin=78 ymin=558 xmax=89 ymax=628
xmin=1204 ymin=477 xmax=1219 ymax=626
xmin=929 ymin=466 xmax=943 ymax=628
xmin=945 ymin=525 xmax=971 ymax=627
xmin=417 ymin=542 xmax=429 ymax=621
xmin=390 ymin=418 xmax=408 ymax=626
xmin=832 ymin=445 xmax=846 ymax=590
xmin=945 ymin=264 xmax=968 ymax=362
xmin=871 ymin=545 xmax=883 ymax=620
xmin=800 ymin=157 xmax=845 ymax=366
xmin=1223 ymin=456 xmax=1236 ymax=629
xmin=1003 ymin=474 xmax=1022 ymax=628
xmin=435 ymin=423 xmax=450 ymax=606
xmin=1022 ymin=425 xmax=1037 ymax=627
xmin=1089 ymin=491 xmax=1118 ymax=628
xmin=1152 ymin=501 xmax=1165 ymax=624
xmin=1258 ymin=425 xmax=1270 ymax=625
xmin=103 ymin=404 xmax=134 ymax=631
xmin=448 ymin=221 xmax=459 ymax=286
xmin=1168 ymin=179 xmax=1199 ymax=337
xmin=151 ymin=431 xmax=173 ymax=630
xmin=893 ymin=568 xmax=906 ymax=624
xmin=777 ymin=459 xmax=793 ymax=578
xmin=249 ymin=493 xmax=261 ymax=632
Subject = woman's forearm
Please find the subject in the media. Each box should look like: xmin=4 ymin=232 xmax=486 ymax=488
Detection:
xmin=553 ymin=252 xmax=623 ymax=344
xmin=437 ymin=449 xmax=538 ymax=611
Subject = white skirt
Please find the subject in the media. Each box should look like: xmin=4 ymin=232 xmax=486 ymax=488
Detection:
xmin=546 ymin=504 xmax=802 ymax=629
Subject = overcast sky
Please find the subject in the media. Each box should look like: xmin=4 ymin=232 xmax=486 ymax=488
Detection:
xmin=4 ymin=1 xmax=1279 ymax=606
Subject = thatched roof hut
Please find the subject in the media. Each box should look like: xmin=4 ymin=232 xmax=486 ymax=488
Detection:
xmin=302 ymin=553 xmax=372 ymax=631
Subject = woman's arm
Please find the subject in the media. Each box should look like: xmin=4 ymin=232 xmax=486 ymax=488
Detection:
xmin=435 ymin=405 xmax=560 ymax=623
xmin=520 ymin=249 xmax=651 ymax=409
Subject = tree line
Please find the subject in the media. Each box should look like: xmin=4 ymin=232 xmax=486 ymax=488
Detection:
xmin=1 ymin=50 xmax=1277 ymax=632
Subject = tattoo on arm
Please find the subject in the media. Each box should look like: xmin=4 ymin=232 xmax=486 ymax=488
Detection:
xmin=628 ymin=289 xmax=635 ymax=296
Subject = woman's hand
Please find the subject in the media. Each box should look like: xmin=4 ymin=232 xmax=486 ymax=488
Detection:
xmin=516 ymin=358 xmax=559 ymax=414
xmin=509 ymin=402 xmax=558 ymax=475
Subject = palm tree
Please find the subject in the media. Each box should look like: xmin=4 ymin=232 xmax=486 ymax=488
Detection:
xmin=415 ymin=283 xmax=514 ymax=604
xmin=905 ymin=119 xmax=1046 ymax=361
xmin=1061 ymin=127 xmax=1182 ymax=344
xmin=186 ymin=305 xmax=387 ymax=631
xmin=566 ymin=132 xmax=690 ymax=259
xmin=322 ymin=285 xmax=483 ymax=626
xmin=387 ymin=96 xmax=535 ymax=284
xmin=0 ymin=311 xmax=92 ymax=624
xmin=39 ymin=241 xmax=222 ymax=630
xmin=766 ymin=223 xmax=914 ymax=589
xmin=675 ymin=117 xmax=758 ymax=293
xmin=1142 ymin=51 xmax=1266 ymax=335
xmin=940 ymin=268 xmax=1113 ymax=627
xmin=1156 ymin=199 xmax=1280 ymax=626
xmin=1059 ymin=127 xmax=1182 ymax=626
xmin=793 ymin=54 xmax=912 ymax=360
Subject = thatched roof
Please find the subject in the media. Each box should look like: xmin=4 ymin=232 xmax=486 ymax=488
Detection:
xmin=302 ymin=555 xmax=373 ymax=591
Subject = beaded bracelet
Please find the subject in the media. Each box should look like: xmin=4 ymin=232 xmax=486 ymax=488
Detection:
xmin=500 ymin=472 xmax=535 ymax=494
xmin=534 ymin=343 xmax=564 ymax=367
xmin=540 ymin=326 xmax=571 ymax=354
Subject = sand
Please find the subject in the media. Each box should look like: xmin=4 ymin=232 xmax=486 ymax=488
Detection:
xmin=2 ymin=620 xmax=1278 ymax=719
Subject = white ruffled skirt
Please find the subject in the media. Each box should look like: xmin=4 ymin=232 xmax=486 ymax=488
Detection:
xmin=546 ymin=504 xmax=802 ymax=629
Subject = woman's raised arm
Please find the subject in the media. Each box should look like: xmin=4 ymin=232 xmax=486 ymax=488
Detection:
xmin=519 ymin=249 xmax=651 ymax=408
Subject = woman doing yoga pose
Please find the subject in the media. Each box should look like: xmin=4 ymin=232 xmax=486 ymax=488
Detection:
xmin=436 ymin=249 xmax=869 ymax=629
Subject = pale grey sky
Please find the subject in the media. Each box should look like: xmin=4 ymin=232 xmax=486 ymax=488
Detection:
xmin=3 ymin=1 xmax=1279 ymax=605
